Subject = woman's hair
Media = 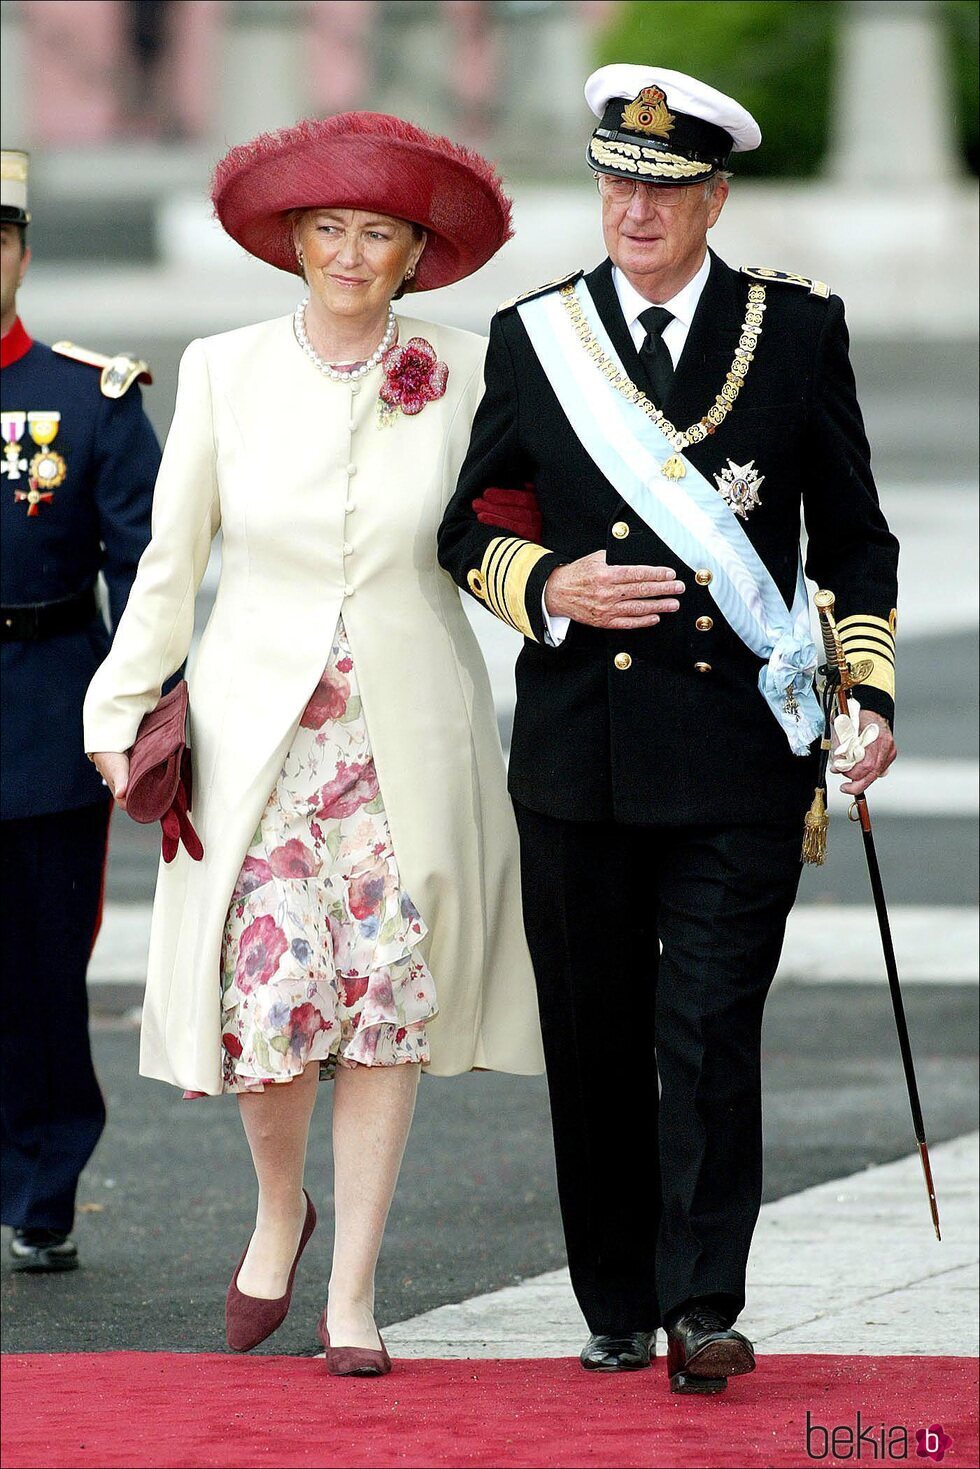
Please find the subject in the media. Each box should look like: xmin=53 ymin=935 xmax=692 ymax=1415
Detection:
xmin=290 ymin=208 xmax=425 ymax=298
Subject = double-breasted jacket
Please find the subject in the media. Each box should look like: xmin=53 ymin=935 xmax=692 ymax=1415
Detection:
xmin=438 ymin=253 xmax=899 ymax=825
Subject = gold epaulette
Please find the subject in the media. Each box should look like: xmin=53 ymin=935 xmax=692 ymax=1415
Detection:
xmin=466 ymin=535 xmax=553 ymax=642
xmin=498 ymin=270 xmax=584 ymax=313
xmin=52 ymin=341 xmax=153 ymax=398
xmin=739 ymin=266 xmax=831 ymax=299
xmin=837 ymin=610 xmax=897 ymax=703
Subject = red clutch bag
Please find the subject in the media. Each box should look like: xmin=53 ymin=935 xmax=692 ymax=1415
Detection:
xmin=127 ymin=681 xmax=204 ymax=863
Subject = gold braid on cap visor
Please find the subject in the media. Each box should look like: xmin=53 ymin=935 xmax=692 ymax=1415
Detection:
xmin=589 ymin=136 xmax=712 ymax=180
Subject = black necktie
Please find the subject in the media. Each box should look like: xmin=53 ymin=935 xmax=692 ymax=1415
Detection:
xmin=638 ymin=305 xmax=674 ymax=406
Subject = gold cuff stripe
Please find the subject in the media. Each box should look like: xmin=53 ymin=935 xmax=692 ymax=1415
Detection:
xmin=841 ymin=632 xmax=895 ymax=665
xmin=837 ymin=612 xmax=895 ymax=638
xmin=838 ymin=613 xmax=895 ymax=662
xmin=485 ymin=537 xmax=523 ymax=630
xmin=841 ymin=641 xmax=895 ymax=670
xmin=478 ymin=535 xmax=551 ymax=642
xmin=844 ymin=652 xmax=895 ymax=700
xmin=481 ymin=536 xmax=521 ymax=625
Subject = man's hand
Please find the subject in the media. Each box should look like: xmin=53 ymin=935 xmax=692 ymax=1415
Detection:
xmin=835 ymin=710 xmax=897 ymax=796
xmin=90 ymin=751 xmax=130 ymax=810
xmin=544 ymin=551 xmax=684 ymax=630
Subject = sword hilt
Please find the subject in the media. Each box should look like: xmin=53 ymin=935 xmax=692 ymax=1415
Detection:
xmin=813 ymin=589 xmax=849 ymax=686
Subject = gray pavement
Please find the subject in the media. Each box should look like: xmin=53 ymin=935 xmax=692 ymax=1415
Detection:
xmin=2 ymin=981 xmax=976 ymax=1355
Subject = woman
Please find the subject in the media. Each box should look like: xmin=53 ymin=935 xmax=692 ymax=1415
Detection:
xmin=83 ymin=113 xmax=542 ymax=1374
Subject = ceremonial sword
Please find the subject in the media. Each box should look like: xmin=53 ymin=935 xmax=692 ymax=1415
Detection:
xmin=813 ymin=589 xmax=942 ymax=1241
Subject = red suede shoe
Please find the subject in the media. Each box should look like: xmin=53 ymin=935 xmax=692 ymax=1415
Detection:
xmin=316 ymin=1310 xmax=392 ymax=1376
xmin=225 ymin=1190 xmax=316 ymax=1352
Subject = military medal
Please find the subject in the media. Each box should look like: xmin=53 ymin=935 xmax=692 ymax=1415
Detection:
xmin=1 ymin=411 xmax=28 ymax=481
xmin=14 ymin=482 xmax=56 ymax=516
xmin=661 ymin=455 xmax=686 ymax=480
xmin=26 ymin=410 xmax=67 ymax=494
xmin=713 ymin=459 xmax=764 ymax=519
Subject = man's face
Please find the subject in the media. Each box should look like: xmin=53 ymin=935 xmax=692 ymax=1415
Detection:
xmin=598 ymin=174 xmax=728 ymax=291
xmin=0 ymin=224 xmax=30 ymax=326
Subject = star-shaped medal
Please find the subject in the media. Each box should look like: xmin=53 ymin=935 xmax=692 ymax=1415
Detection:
xmin=713 ymin=458 xmax=764 ymax=519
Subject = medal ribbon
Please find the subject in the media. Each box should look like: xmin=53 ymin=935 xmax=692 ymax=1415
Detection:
xmin=517 ymin=280 xmax=823 ymax=755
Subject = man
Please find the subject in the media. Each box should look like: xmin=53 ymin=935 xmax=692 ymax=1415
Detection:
xmin=438 ymin=66 xmax=898 ymax=1391
xmin=1 ymin=150 xmax=160 ymax=1271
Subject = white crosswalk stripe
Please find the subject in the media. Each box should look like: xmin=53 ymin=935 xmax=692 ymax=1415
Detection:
xmin=88 ymin=900 xmax=978 ymax=986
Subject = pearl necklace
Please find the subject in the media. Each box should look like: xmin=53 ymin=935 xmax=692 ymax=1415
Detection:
xmin=293 ymin=298 xmax=397 ymax=381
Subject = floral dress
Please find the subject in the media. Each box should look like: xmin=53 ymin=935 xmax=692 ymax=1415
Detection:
xmin=214 ymin=618 xmax=437 ymax=1093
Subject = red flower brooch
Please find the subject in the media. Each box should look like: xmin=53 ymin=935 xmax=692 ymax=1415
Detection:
xmin=378 ymin=337 xmax=448 ymax=424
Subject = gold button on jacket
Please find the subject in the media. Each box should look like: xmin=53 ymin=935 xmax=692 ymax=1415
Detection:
xmin=694 ymin=569 xmax=713 ymax=586
xmin=611 ymin=521 xmax=630 ymax=539
xmin=695 ymin=616 xmax=714 ymax=632
xmin=614 ymin=651 xmax=632 ymax=671
xmin=694 ymin=661 xmax=712 ymax=674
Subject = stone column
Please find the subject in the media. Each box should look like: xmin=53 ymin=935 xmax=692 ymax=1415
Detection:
xmin=218 ymin=0 xmax=307 ymax=147
xmin=829 ymin=0 xmax=961 ymax=183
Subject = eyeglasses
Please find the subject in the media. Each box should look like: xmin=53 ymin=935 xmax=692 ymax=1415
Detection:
xmin=596 ymin=174 xmax=693 ymax=208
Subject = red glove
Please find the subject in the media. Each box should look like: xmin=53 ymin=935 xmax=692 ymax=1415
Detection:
xmin=473 ymin=484 xmax=542 ymax=544
xmin=160 ymin=750 xmax=204 ymax=863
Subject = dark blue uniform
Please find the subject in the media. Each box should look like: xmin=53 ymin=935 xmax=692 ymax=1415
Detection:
xmin=1 ymin=320 xmax=160 ymax=1233
xmin=439 ymin=256 xmax=899 ymax=1339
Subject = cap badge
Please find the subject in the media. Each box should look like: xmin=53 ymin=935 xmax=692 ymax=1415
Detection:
xmin=714 ymin=459 xmax=765 ymax=519
xmin=621 ymin=86 xmax=675 ymax=139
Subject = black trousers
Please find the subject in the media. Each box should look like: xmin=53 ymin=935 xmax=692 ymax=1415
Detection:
xmin=513 ymin=800 xmax=805 ymax=1334
xmin=1 ymin=801 xmax=110 ymax=1233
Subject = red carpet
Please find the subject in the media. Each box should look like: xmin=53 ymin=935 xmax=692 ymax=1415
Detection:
xmin=1 ymin=1353 xmax=976 ymax=1469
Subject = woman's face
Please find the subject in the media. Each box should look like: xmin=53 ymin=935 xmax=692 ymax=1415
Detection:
xmin=294 ymin=208 xmax=426 ymax=321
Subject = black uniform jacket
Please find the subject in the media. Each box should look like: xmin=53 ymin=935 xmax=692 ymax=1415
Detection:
xmin=437 ymin=252 xmax=899 ymax=826
xmin=1 ymin=328 xmax=161 ymax=819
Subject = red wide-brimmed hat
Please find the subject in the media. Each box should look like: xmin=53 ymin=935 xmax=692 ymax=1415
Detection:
xmin=212 ymin=112 xmax=513 ymax=292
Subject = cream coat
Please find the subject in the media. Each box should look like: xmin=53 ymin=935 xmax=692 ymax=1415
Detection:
xmin=83 ymin=313 xmax=544 ymax=1092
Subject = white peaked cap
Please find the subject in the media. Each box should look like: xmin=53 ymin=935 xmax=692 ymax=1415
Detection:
xmin=585 ymin=64 xmax=762 ymax=153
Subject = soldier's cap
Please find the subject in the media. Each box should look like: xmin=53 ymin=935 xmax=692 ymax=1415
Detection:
xmin=212 ymin=112 xmax=513 ymax=292
xmin=1 ymin=149 xmax=30 ymax=227
xmin=585 ymin=65 xmax=760 ymax=187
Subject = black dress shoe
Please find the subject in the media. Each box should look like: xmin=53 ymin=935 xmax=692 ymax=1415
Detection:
xmin=9 ymin=1229 xmax=79 ymax=1273
xmin=580 ymin=1330 xmax=657 ymax=1372
xmin=666 ymin=1306 xmax=755 ymax=1394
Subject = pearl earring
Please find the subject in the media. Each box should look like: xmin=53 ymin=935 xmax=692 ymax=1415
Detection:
xmin=296 ymin=249 xmax=304 ymax=269
xmin=405 ymin=266 xmax=415 ymax=280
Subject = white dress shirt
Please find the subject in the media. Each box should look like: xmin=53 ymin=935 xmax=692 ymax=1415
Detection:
xmin=542 ymin=252 xmax=712 ymax=645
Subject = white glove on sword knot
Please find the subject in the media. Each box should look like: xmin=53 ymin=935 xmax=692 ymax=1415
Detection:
xmin=831 ymin=697 xmax=880 ymax=772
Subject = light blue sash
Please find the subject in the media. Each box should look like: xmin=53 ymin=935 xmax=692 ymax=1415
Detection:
xmin=517 ymin=280 xmax=821 ymax=755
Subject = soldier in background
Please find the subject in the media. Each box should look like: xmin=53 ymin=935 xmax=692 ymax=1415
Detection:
xmin=0 ymin=149 xmax=160 ymax=1272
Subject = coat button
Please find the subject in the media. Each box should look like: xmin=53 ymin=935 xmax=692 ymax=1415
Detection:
xmin=611 ymin=521 xmax=630 ymax=539
xmin=695 ymin=616 xmax=714 ymax=631
xmin=694 ymin=568 xmax=713 ymax=586
xmin=694 ymin=661 xmax=712 ymax=674
xmin=343 ymin=542 xmax=353 ymax=556
xmin=344 ymin=584 xmax=354 ymax=597
xmin=345 ymin=500 xmax=355 ymax=512
xmin=346 ymin=464 xmax=357 ymax=476
xmin=614 ymin=652 xmax=632 ymax=671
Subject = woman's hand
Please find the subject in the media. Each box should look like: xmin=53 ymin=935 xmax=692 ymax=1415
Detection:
xmin=90 ymin=751 xmax=130 ymax=809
